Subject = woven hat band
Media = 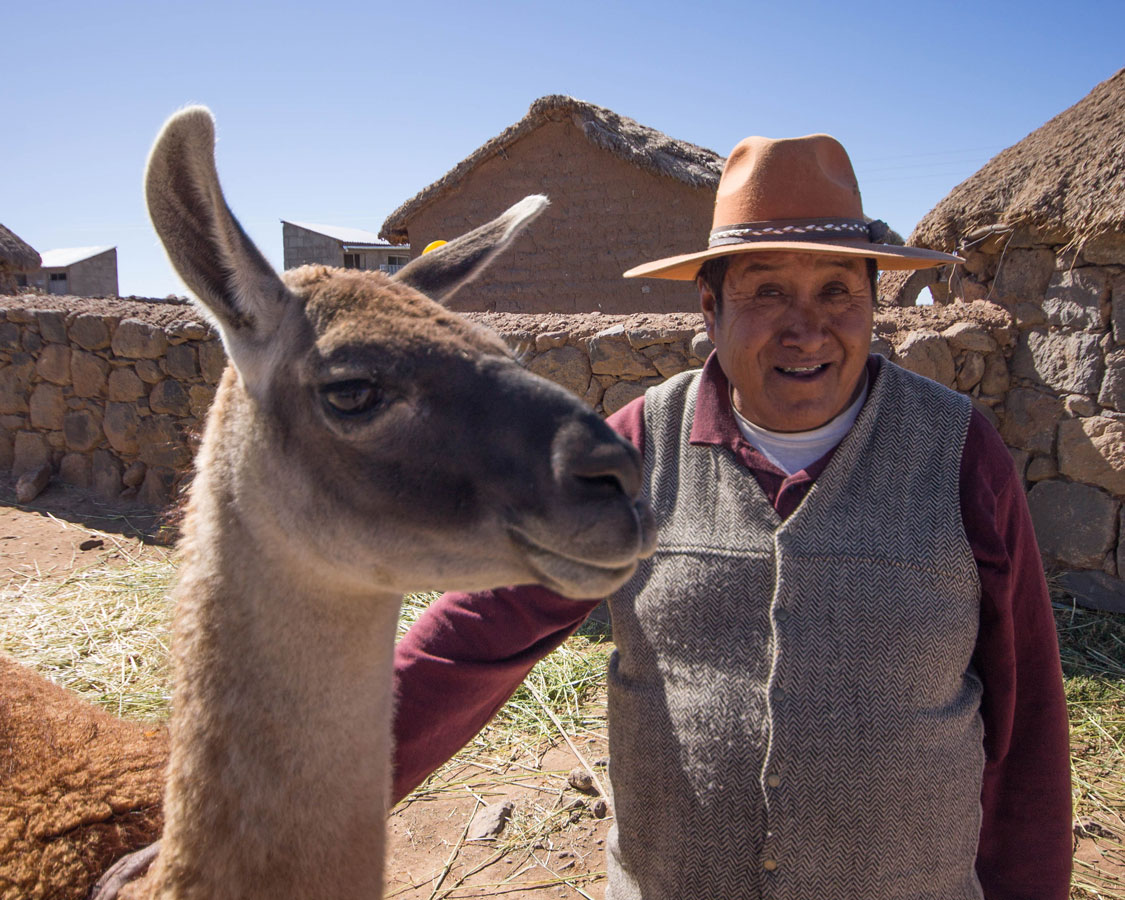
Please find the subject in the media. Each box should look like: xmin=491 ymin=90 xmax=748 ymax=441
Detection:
xmin=709 ymin=217 xmax=870 ymax=248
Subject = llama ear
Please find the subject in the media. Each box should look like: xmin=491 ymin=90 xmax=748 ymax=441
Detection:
xmin=145 ymin=107 xmax=292 ymax=381
xmin=392 ymin=195 xmax=548 ymax=303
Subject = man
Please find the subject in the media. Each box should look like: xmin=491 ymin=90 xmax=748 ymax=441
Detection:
xmin=392 ymin=135 xmax=1072 ymax=900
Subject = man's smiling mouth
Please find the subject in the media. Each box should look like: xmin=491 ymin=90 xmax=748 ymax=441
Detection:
xmin=777 ymin=363 xmax=830 ymax=378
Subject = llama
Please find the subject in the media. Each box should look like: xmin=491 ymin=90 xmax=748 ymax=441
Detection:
xmin=6 ymin=106 xmax=656 ymax=900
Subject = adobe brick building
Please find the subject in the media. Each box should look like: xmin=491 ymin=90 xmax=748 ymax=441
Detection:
xmin=379 ymin=96 xmax=723 ymax=313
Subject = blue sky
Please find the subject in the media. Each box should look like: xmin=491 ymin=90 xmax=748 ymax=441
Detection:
xmin=3 ymin=0 xmax=1122 ymax=298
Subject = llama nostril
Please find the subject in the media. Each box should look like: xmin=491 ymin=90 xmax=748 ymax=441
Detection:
xmin=554 ymin=419 xmax=642 ymax=499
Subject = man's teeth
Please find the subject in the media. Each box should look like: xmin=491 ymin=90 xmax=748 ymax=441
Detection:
xmin=781 ymin=365 xmax=824 ymax=373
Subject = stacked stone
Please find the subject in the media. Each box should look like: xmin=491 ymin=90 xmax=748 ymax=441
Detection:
xmin=926 ymin=228 xmax=1125 ymax=585
xmin=0 ymin=306 xmax=223 ymax=507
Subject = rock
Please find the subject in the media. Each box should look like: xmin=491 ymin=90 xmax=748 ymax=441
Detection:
xmin=589 ymin=326 xmax=658 ymax=377
xmin=108 ymin=367 xmax=147 ymax=401
xmin=894 ymin=331 xmax=955 ymax=387
xmin=1065 ymin=394 xmax=1100 ymax=418
xmin=34 ymin=310 xmax=67 ymax=343
xmin=0 ymin=322 xmax=22 ymax=351
xmin=138 ymin=416 xmax=191 ymax=468
xmin=15 ymin=463 xmax=51 ymax=503
xmin=649 ymin=350 xmax=691 ymax=379
xmin=189 ymin=384 xmax=217 ymax=418
xmin=941 ymin=323 xmax=996 ymax=353
xmin=198 ymin=340 xmax=228 ymax=384
xmin=112 ymin=319 xmax=168 ymax=359
xmin=60 ymin=453 xmax=91 ymax=488
xmin=1097 ymin=350 xmax=1125 ymax=412
xmin=690 ymin=331 xmax=714 ymax=361
xmin=167 ymin=320 xmax=210 ymax=342
xmin=534 ymin=330 xmax=569 ymax=351
xmin=1013 ymin=302 xmax=1046 ymax=327
xmin=1042 ymin=268 xmax=1110 ymax=332
xmin=103 ymin=403 xmax=140 ymax=455
xmin=1027 ymin=480 xmax=1118 ymax=569
xmin=467 ymin=800 xmax=514 ymax=840
xmin=0 ymin=354 xmax=34 ymax=414
xmin=12 ymin=431 xmax=49 ymax=476
xmin=91 ymin=449 xmax=124 ymax=500
xmin=21 ymin=330 xmax=42 ymax=353
xmin=1080 ymin=232 xmax=1125 ymax=265
xmin=997 ymin=389 xmax=1062 ymax=455
xmin=955 ymin=351 xmax=985 ymax=391
xmin=1058 ymin=417 xmax=1125 ymax=496
xmin=593 ymin=799 xmax=608 ymax=819
xmin=36 ymin=343 xmax=71 ymax=385
xmin=70 ymin=314 xmax=113 ymax=350
xmin=135 ymin=359 xmax=163 ymax=384
xmin=528 ymin=346 xmax=592 ymax=398
xmin=1026 ymin=456 xmax=1057 ymax=482
xmin=71 ymin=350 xmax=110 ymax=398
xmin=1111 ymin=273 xmax=1125 ymax=346
xmin=139 ymin=466 xmax=177 ymax=507
xmin=28 ymin=382 xmax=65 ymax=430
xmin=150 ymin=379 xmax=192 ymax=416
xmin=122 ymin=460 xmax=147 ymax=488
xmin=1056 ymin=571 xmax=1125 ymax=615
xmin=165 ymin=344 xmax=198 ymax=380
xmin=64 ymin=409 xmax=103 ymax=452
xmin=991 ymin=248 xmax=1055 ymax=301
xmin=1013 ymin=329 xmax=1103 ymax=396
xmin=979 ymin=353 xmax=1010 ymax=397
xmin=626 ymin=325 xmax=693 ymax=350
xmin=79 ymin=538 xmax=104 ymax=551
xmin=603 ymin=380 xmax=647 ymax=415
xmin=567 ymin=766 xmax=598 ymax=795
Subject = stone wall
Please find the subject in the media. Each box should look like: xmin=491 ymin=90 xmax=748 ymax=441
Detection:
xmin=1 ymin=290 xmax=1116 ymax=589
xmin=884 ymin=225 xmax=1125 ymax=592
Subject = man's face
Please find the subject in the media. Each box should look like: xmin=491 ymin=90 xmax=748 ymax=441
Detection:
xmin=699 ymin=251 xmax=874 ymax=433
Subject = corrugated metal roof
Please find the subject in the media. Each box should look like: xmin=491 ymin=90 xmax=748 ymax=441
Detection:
xmin=282 ymin=220 xmax=391 ymax=247
xmin=38 ymin=246 xmax=114 ymax=268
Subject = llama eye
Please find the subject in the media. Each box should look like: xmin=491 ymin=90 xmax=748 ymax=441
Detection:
xmin=321 ymin=380 xmax=381 ymax=417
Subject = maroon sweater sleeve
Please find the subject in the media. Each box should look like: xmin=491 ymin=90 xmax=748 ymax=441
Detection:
xmin=962 ymin=410 xmax=1072 ymax=899
xmin=390 ymin=398 xmax=647 ymax=804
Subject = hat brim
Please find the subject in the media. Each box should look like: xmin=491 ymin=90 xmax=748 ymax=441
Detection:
xmin=623 ymin=240 xmax=963 ymax=281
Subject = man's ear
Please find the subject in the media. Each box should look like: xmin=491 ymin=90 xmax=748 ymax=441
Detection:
xmin=698 ymin=276 xmax=718 ymax=341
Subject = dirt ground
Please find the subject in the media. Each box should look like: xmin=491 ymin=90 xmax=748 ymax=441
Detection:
xmin=0 ymin=476 xmax=612 ymax=899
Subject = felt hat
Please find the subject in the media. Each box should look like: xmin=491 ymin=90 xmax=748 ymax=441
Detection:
xmin=624 ymin=133 xmax=963 ymax=280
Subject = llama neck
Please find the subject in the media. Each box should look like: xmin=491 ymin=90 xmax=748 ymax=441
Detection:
xmin=155 ymin=487 xmax=403 ymax=900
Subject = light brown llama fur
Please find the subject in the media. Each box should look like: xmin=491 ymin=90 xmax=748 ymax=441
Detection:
xmin=3 ymin=107 xmax=654 ymax=900
xmin=0 ymin=654 xmax=168 ymax=899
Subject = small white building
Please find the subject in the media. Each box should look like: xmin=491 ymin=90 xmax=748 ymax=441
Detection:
xmin=281 ymin=221 xmax=410 ymax=273
xmin=30 ymin=246 xmax=118 ymax=297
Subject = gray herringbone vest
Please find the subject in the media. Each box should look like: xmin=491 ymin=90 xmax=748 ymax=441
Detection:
xmin=604 ymin=360 xmax=984 ymax=900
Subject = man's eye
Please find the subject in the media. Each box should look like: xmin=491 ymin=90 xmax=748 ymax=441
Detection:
xmin=321 ymin=380 xmax=381 ymax=417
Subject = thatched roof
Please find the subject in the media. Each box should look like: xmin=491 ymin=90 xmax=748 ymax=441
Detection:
xmin=910 ymin=68 xmax=1125 ymax=252
xmin=380 ymin=95 xmax=724 ymax=243
xmin=0 ymin=224 xmax=41 ymax=271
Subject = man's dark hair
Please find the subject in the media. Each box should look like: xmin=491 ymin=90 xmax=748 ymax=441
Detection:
xmin=697 ymin=256 xmax=879 ymax=314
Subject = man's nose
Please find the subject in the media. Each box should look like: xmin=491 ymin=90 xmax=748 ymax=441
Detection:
xmin=779 ymin=295 xmax=828 ymax=347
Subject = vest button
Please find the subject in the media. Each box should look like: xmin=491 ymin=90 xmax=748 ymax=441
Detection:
xmin=773 ymin=688 xmax=787 ymax=703
xmin=766 ymin=773 xmax=781 ymax=787
xmin=763 ymin=858 xmax=779 ymax=871
xmin=774 ymin=608 xmax=789 ymax=622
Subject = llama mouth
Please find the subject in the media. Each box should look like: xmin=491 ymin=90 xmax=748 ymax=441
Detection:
xmin=507 ymin=526 xmax=644 ymax=598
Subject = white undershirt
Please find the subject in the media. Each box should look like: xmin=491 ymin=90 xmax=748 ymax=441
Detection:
xmin=731 ymin=376 xmax=869 ymax=475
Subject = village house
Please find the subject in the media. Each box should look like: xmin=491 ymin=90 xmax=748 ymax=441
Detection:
xmin=0 ymin=224 xmax=41 ymax=294
xmin=28 ymin=246 xmax=118 ymax=297
xmin=379 ymin=95 xmax=724 ymax=314
xmin=281 ymin=221 xmax=410 ymax=273
xmin=884 ymin=67 xmax=1125 ymax=596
